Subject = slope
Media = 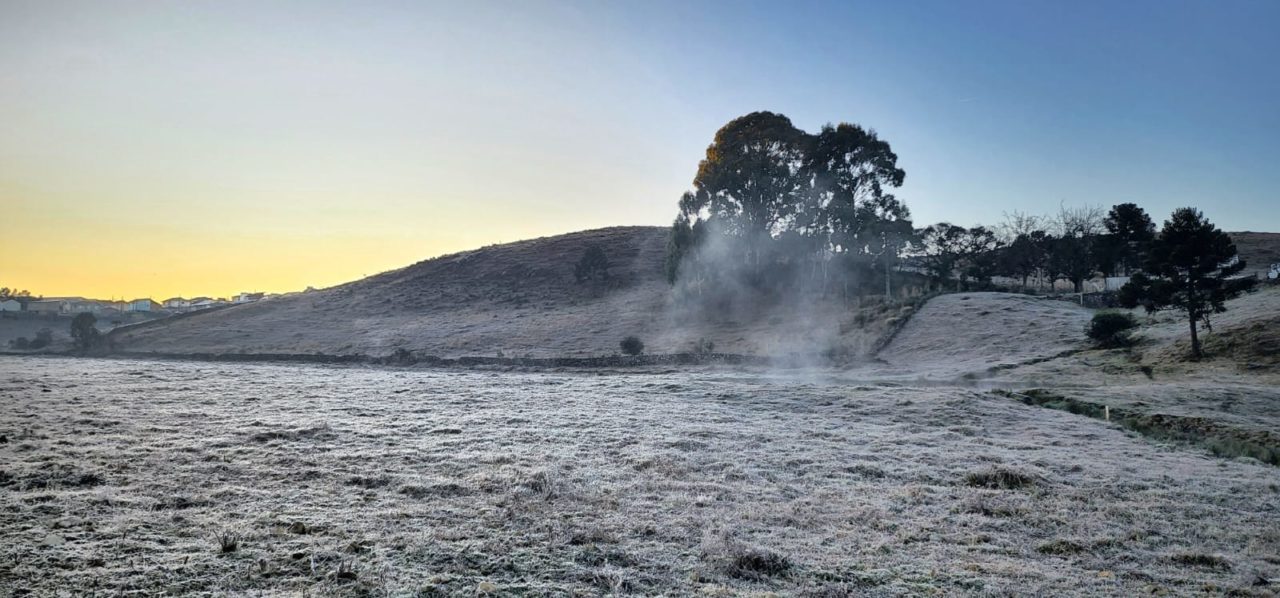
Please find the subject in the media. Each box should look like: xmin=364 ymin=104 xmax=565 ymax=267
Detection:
xmin=111 ymin=227 xmax=904 ymax=359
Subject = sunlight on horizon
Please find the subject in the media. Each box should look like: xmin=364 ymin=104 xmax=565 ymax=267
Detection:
xmin=3 ymin=0 xmax=1277 ymax=298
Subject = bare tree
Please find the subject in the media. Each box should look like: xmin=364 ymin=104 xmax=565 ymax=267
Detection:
xmin=1052 ymin=204 xmax=1106 ymax=293
xmin=996 ymin=210 xmax=1046 ymax=245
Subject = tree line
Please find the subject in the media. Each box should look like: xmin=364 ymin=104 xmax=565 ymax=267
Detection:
xmin=920 ymin=202 xmax=1156 ymax=294
xmin=665 ymin=112 xmax=1256 ymax=358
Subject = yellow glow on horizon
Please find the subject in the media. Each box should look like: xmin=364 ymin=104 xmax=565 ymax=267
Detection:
xmin=0 ymin=183 xmax=630 ymax=300
xmin=1 ymin=213 xmax=612 ymax=300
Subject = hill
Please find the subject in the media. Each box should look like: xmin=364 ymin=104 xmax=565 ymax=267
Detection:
xmin=111 ymin=227 xmax=904 ymax=359
xmin=98 ymin=228 xmax=1280 ymax=362
xmin=876 ymin=292 xmax=1093 ymax=377
xmin=1229 ymin=231 xmax=1280 ymax=277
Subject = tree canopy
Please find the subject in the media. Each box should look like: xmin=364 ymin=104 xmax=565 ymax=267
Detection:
xmin=1100 ymin=202 xmax=1156 ymax=275
xmin=1119 ymin=208 xmax=1255 ymax=358
xmin=70 ymin=313 xmax=102 ymax=352
xmin=667 ymin=112 xmax=908 ymax=297
xmin=0 ymin=287 xmax=32 ymax=300
xmin=573 ymin=244 xmax=611 ymax=283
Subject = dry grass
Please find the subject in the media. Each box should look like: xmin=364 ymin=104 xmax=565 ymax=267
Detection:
xmin=2 ymin=356 xmax=1278 ymax=595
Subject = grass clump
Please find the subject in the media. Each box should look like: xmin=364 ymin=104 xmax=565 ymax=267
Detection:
xmin=727 ymin=547 xmax=793 ymax=579
xmin=964 ymin=466 xmax=1038 ymax=490
xmin=1036 ymin=539 xmax=1085 ymax=555
xmin=703 ymin=535 xmax=793 ymax=581
xmin=1170 ymin=553 xmax=1231 ymax=570
xmin=216 ymin=532 xmax=239 ymax=554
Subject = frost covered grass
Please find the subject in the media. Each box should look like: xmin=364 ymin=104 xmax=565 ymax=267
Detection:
xmin=1 ymin=356 xmax=1278 ymax=596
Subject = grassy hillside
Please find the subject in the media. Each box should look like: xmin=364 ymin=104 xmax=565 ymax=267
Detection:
xmin=876 ymin=293 xmax=1093 ymax=377
xmin=1229 ymin=231 xmax=1280 ymax=276
xmin=112 ymin=227 xmax=906 ymax=359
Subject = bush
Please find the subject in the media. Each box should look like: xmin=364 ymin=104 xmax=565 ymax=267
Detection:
xmin=620 ymin=336 xmax=644 ymax=356
xmin=574 ymin=244 xmax=611 ymax=283
xmin=7 ymin=328 xmax=52 ymax=351
xmin=1086 ymin=311 xmax=1139 ymax=348
xmin=31 ymin=328 xmax=52 ymax=349
xmin=70 ymin=313 xmax=102 ymax=352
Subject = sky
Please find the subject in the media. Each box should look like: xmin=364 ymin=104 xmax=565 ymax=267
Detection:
xmin=2 ymin=0 xmax=1277 ymax=299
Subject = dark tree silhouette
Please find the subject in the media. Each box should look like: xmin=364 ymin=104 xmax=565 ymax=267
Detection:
xmin=860 ymin=198 xmax=914 ymax=296
xmin=958 ymin=226 xmax=1003 ymax=289
xmin=666 ymin=112 xmax=909 ymax=296
xmin=917 ymin=223 xmax=967 ymax=290
xmin=1102 ymin=203 xmax=1156 ymax=275
xmin=574 ymin=244 xmax=611 ymax=283
xmin=1001 ymin=230 xmax=1051 ymax=288
xmin=619 ymin=336 xmax=645 ymax=356
xmin=1054 ymin=205 xmax=1105 ymax=293
xmin=0 ymin=287 xmax=31 ymax=300
xmin=70 ymin=312 xmax=101 ymax=352
xmin=1119 ymin=208 xmax=1255 ymax=358
xmin=678 ymin=111 xmax=807 ymax=247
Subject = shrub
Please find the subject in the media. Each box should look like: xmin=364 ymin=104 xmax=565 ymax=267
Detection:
xmin=8 ymin=328 xmax=52 ymax=351
xmin=70 ymin=313 xmax=102 ymax=352
xmin=620 ymin=336 xmax=644 ymax=356
xmin=1086 ymin=311 xmax=1138 ymax=348
xmin=574 ymin=244 xmax=611 ymax=283
xmin=31 ymin=328 xmax=52 ymax=349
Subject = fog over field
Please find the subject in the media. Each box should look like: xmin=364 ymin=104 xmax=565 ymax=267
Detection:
xmin=2 ymin=355 xmax=1277 ymax=596
xmin=5 ymin=4 xmax=1280 ymax=596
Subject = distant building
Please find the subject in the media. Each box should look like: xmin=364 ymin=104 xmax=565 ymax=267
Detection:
xmin=1103 ymin=276 xmax=1131 ymax=292
xmin=27 ymin=300 xmax=63 ymax=314
xmin=62 ymin=299 xmax=103 ymax=314
xmin=0 ymin=299 xmax=21 ymax=312
xmin=163 ymin=297 xmax=190 ymax=311
xmin=189 ymin=297 xmax=226 ymax=310
xmin=127 ymin=298 xmax=161 ymax=312
xmin=234 ymin=292 xmax=265 ymax=304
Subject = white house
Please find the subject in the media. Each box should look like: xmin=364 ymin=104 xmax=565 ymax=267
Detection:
xmin=1103 ymin=276 xmax=1131 ymax=292
xmin=0 ymin=299 xmax=21 ymax=312
xmin=234 ymin=292 xmax=264 ymax=304
xmin=127 ymin=298 xmax=160 ymax=312
xmin=163 ymin=297 xmax=189 ymax=310
xmin=189 ymin=297 xmax=228 ymax=310
xmin=27 ymin=300 xmax=63 ymax=314
xmin=63 ymin=299 xmax=103 ymax=314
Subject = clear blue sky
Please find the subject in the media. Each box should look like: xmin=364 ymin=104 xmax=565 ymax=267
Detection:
xmin=604 ymin=0 xmax=1280 ymax=231
xmin=3 ymin=0 xmax=1277 ymax=297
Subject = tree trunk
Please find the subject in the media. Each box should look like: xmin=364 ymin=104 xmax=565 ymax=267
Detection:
xmin=1188 ymin=310 xmax=1202 ymax=359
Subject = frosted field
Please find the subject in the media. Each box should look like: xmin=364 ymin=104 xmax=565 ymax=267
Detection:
xmin=1 ymin=356 xmax=1277 ymax=596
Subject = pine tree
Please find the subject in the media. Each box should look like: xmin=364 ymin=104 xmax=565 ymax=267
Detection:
xmin=1119 ymin=208 xmax=1255 ymax=358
